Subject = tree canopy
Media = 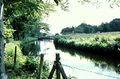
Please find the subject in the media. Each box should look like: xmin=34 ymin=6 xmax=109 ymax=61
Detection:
xmin=4 ymin=0 xmax=55 ymax=40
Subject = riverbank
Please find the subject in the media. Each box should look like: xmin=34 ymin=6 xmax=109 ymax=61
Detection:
xmin=54 ymin=32 xmax=120 ymax=59
xmin=5 ymin=37 xmax=49 ymax=79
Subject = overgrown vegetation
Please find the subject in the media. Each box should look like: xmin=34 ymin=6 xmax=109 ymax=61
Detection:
xmin=5 ymin=42 xmax=26 ymax=69
xmin=54 ymin=32 xmax=120 ymax=58
xmin=5 ymin=42 xmax=50 ymax=79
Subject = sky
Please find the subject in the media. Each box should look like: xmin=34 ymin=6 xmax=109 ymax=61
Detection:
xmin=43 ymin=0 xmax=120 ymax=34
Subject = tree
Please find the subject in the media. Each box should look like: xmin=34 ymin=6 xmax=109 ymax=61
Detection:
xmin=4 ymin=0 xmax=55 ymax=40
xmin=109 ymin=18 xmax=120 ymax=31
xmin=98 ymin=19 xmax=120 ymax=32
xmin=61 ymin=26 xmax=74 ymax=34
xmin=0 ymin=0 xmax=7 ymax=79
xmin=61 ymin=22 xmax=98 ymax=34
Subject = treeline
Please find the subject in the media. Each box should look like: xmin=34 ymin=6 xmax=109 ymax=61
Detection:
xmin=61 ymin=18 xmax=120 ymax=34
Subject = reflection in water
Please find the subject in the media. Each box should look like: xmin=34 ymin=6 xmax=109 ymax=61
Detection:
xmin=56 ymin=46 xmax=120 ymax=79
xmin=55 ymin=45 xmax=120 ymax=75
xmin=22 ymin=41 xmax=40 ymax=56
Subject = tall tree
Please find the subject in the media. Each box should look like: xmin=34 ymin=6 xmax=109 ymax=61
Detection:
xmin=4 ymin=0 xmax=55 ymax=40
xmin=0 ymin=0 xmax=7 ymax=79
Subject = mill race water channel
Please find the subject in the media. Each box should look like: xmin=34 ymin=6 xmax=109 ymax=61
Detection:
xmin=30 ymin=40 xmax=120 ymax=79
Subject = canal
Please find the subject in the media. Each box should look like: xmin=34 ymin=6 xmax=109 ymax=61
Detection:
xmin=38 ymin=40 xmax=120 ymax=79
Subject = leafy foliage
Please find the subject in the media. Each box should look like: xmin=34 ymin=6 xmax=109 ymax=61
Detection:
xmin=5 ymin=42 xmax=26 ymax=69
xmin=4 ymin=0 xmax=54 ymax=41
xmin=22 ymin=56 xmax=38 ymax=73
xmin=5 ymin=42 xmax=49 ymax=79
xmin=4 ymin=27 xmax=15 ymax=42
xmin=22 ymin=41 xmax=40 ymax=56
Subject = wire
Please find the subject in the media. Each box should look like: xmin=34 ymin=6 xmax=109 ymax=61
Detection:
xmin=43 ymin=54 xmax=120 ymax=79
xmin=62 ymin=64 xmax=120 ymax=79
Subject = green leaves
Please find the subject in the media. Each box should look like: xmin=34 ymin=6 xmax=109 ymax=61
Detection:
xmin=4 ymin=0 xmax=55 ymax=40
xmin=5 ymin=42 xmax=26 ymax=69
xmin=4 ymin=27 xmax=15 ymax=39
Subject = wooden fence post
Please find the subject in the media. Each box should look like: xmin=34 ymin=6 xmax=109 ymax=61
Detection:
xmin=14 ymin=46 xmax=17 ymax=69
xmin=56 ymin=53 xmax=61 ymax=79
xmin=48 ymin=53 xmax=67 ymax=79
xmin=38 ymin=54 xmax=44 ymax=79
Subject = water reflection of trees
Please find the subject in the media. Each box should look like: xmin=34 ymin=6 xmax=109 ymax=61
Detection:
xmin=55 ymin=45 xmax=120 ymax=74
xmin=22 ymin=41 xmax=40 ymax=56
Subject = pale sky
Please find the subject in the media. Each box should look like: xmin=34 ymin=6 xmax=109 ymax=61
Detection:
xmin=43 ymin=0 xmax=120 ymax=34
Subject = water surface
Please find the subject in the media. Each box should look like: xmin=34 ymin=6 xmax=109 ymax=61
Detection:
xmin=25 ymin=40 xmax=120 ymax=79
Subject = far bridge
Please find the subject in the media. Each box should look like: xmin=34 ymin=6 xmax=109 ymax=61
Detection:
xmin=38 ymin=36 xmax=54 ymax=40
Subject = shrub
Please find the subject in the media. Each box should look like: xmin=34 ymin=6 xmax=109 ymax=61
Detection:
xmin=5 ymin=42 xmax=26 ymax=69
xmin=5 ymin=41 xmax=50 ymax=79
xmin=22 ymin=56 xmax=39 ymax=73
xmin=22 ymin=56 xmax=50 ymax=79
xmin=54 ymin=33 xmax=120 ymax=55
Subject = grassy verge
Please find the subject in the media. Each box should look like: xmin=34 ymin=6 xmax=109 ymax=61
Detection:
xmin=54 ymin=32 xmax=120 ymax=58
xmin=5 ymin=38 xmax=49 ymax=79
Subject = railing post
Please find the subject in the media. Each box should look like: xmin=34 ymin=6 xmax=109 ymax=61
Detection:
xmin=48 ymin=62 xmax=56 ymax=79
xmin=56 ymin=53 xmax=61 ymax=79
xmin=14 ymin=46 xmax=17 ymax=69
xmin=38 ymin=54 xmax=44 ymax=79
xmin=48 ymin=53 xmax=67 ymax=79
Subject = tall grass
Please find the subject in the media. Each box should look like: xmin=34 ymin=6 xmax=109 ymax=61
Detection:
xmin=5 ymin=41 xmax=49 ymax=79
xmin=54 ymin=32 xmax=120 ymax=58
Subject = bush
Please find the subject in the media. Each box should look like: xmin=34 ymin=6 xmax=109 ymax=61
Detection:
xmin=5 ymin=42 xmax=50 ymax=79
xmin=54 ymin=33 xmax=120 ymax=56
xmin=41 ymin=61 xmax=50 ymax=79
xmin=21 ymin=37 xmax=37 ymax=44
xmin=22 ymin=56 xmax=50 ymax=79
xmin=22 ymin=56 xmax=39 ymax=73
xmin=5 ymin=42 xmax=26 ymax=69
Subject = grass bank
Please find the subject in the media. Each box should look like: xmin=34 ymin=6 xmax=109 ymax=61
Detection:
xmin=54 ymin=32 xmax=120 ymax=59
xmin=5 ymin=38 xmax=49 ymax=79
